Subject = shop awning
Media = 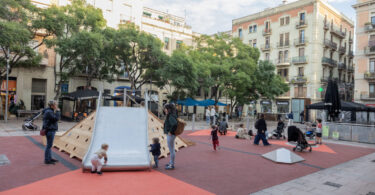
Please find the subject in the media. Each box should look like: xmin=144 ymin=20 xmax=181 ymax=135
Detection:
xmin=306 ymin=101 xmax=374 ymax=112
xmin=61 ymin=90 xmax=100 ymax=101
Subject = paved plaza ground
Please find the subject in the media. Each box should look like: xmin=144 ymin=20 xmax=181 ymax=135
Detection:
xmin=0 ymin=118 xmax=375 ymax=194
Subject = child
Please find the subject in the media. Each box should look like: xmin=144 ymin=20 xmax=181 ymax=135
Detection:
xmin=91 ymin=143 xmax=108 ymax=175
xmin=150 ymin=137 xmax=161 ymax=168
xmin=235 ymin=124 xmax=248 ymax=139
xmin=210 ymin=125 xmax=220 ymax=151
xmin=316 ymin=119 xmax=323 ymax=145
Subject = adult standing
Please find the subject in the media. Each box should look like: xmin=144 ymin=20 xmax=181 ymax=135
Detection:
xmin=43 ymin=100 xmax=61 ymax=164
xmin=300 ymin=110 xmax=304 ymax=124
xmin=205 ymin=107 xmax=210 ymax=125
xmin=218 ymin=119 xmax=228 ymax=135
xmin=254 ymin=114 xmax=271 ymax=146
xmin=163 ymin=103 xmax=178 ymax=170
xmin=210 ymin=106 xmax=216 ymax=125
xmin=287 ymin=111 xmax=294 ymax=127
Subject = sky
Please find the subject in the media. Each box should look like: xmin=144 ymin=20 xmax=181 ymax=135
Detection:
xmin=144 ymin=0 xmax=357 ymax=35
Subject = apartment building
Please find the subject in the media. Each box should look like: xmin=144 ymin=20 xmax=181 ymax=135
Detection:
xmin=2 ymin=0 xmax=198 ymax=115
xmin=353 ymin=0 xmax=375 ymax=107
xmin=232 ymin=0 xmax=354 ymax=121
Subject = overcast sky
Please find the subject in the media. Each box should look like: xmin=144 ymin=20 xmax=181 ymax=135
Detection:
xmin=144 ymin=0 xmax=356 ymax=35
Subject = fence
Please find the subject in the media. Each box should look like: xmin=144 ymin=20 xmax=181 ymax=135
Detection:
xmin=323 ymin=122 xmax=375 ymax=144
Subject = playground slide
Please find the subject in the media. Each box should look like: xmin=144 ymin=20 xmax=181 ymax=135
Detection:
xmin=82 ymin=106 xmax=151 ymax=171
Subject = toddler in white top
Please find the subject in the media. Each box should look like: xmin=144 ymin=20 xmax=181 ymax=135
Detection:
xmin=91 ymin=143 xmax=108 ymax=175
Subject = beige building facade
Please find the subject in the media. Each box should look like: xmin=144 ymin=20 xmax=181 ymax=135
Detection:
xmin=353 ymin=0 xmax=375 ymax=107
xmin=232 ymin=0 xmax=354 ymax=121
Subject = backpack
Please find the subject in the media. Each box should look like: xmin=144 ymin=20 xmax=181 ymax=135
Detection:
xmin=174 ymin=118 xmax=186 ymax=136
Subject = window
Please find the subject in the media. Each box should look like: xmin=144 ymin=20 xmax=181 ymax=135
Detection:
xmin=253 ymin=25 xmax=257 ymax=32
xmin=298 ymin=67 xmax=304 ymax=76
xmin=239 ymin=28 xmax=243 ymax=38
xmin=279 ymin=34 xmax=284 ymax=46
xmin=278 ymin=51 xmax=283 ymax=63
xmin=299 ymin=48 xmax=305 ymax=56
xmin=249 ymin=40 xmax=252 ymax=46
xmin=265 ymin=53 xmax=270 ymax=61
xmin=285 ymin=32 xmax=289 ymax=46
xmin=370 ymin=84 xmax=375 ymax=97
xmin=277 ymin=68 xmax=288 ymax=80
xmin=298 ymin=85 xmax=304 ymax=97
xmin=370 ymin=58 xmax=375 ymax=72
xmin=372 ymin=16 xmax=375 ymax=25
xmin=300 ymin=12 xmax=305 ymax=22
xmin=299 ymin=30 xmax=305 ymax=42
xmin=280 ymin=18 xmax=284 ymax=26
xmin=265 ymin=21 xmax=270 ymax=30
xmin=285 ymin=16 xmax=290 ymax=25
xmin=284 ymin=50 xmax=289 ymax=61
xmin=31 ymin=79 xmax=47 ymax=110
xmin=265 ymin=36 xmax=270 ymax=48
xmin=249 ymin=26 xmax=253 ymax=33
xmin=277 ymin=101 xmax=289 ymax=113
xmin=164 ymin=37 xmax=169 ymax=50
xmin=253 ymin=39 xmax=257 ymax=47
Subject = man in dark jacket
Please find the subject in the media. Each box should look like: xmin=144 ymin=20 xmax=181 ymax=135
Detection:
xmin=163 ymin=103 xmax=177 ymax=170
xmin=254 ymin=114 xmax=271 ymax=146
xmin=43 ymin=100 xmax=61 ymax=164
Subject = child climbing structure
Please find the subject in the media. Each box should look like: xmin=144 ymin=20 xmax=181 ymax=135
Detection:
xmin=51 ymin=107 xmax=188 ymax=169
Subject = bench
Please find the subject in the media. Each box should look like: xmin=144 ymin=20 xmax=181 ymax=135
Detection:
xmin=17 ymin=110 xmax=40 ymax=119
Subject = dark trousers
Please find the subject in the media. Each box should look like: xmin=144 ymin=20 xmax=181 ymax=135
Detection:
xmin=254 ymin=133 xmax=270 ymax=146
xmin=153 ymin=155 xmax=159 ymax=167
xmin=212 ymin=139 xmax=219 ymax=150
xmin=45 ymin=131 xmax=56 ymax=162
xmin=210 ymin=116 xmax=214 ymax=125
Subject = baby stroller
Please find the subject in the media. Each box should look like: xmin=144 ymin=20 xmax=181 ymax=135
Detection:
xmin=268 ymin=122 xmax=286 ymax=139
xmin=288 ymin=126 xmax=312 ymax=152
xmin=305 ymin=123 xmax=316 ymax=140
xmin=22 ymin=112 xmax=42 ymax=131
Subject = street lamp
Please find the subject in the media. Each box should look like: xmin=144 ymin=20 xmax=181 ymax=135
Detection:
xmin=5 ymin=48 xmax=10 ymax=123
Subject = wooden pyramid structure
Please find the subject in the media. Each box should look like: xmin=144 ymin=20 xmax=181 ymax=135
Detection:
xmin=52 ymin=111 xmax=188 ymax=161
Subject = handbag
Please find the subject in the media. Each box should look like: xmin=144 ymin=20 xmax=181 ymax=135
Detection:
xmin=40 ymin=129 xmax=46 ymax=136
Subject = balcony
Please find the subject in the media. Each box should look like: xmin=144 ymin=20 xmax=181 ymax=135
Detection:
xmin=364 ymin=23 xmax=375 ymax=32
xmin=260 ymin=44 xmax=271 ymax=52
xmin=292 ymin=56 xmax=308 ymax=64
xmin=338 ymin=46 xmax=346 ymax=55
xmin=275 ymin=58 xmax=291 ymax=66
xmin=262 ymin=28 xmax=272 ymax=36
xmin=330 ymin=25 xmax=346 ymax=39
xmin=338 ymin=62 xmax=347 ymax=70
xmin=296 ymin=20 xmax=307 ymax=29
xmin=277 ymin=42 xmax=290 ymax=48
xmin=360 ymin=92 xmax=375 ymax=100
xmin=291 ymin=76 xmax=307 ymax=84
xmin=322 ymin=57 xmax=337 ymax=68
xmin=321 ymin=76 xmax=337 ymax=83
xmin=324 ymin=39 xmax=337 ymax=50
xmin=364 ymin=71 xmax=375 ymax=80
xmin=348 ymin=50 xmax=354 ymax=58
xmin=364 ymin=41 xmax=375 ymax=55
xmin=348 ymin=66 xmax=354 ymax=72
xmin=324 ymin=21 xmax=329 ymax=30
xmin=349 ymin=37 xmax=353 ymax=43
xmin=294 ymin=37 xmax=308 ymax=46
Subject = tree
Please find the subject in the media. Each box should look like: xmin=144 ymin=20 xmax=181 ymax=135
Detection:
xmin=42 ymin=0 xmax=106 ymax=98
xmin=112 ymin=25 xmax=169 ymax=90
xmin=159 ymin=49 xmax=199 ymax=101
xmin=0 ymin=0 xmax=44 ymax=83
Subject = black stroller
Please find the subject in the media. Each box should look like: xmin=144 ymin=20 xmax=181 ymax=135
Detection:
xmin=22 ymin=112 xmax=42 ymax=131
xmin=268 ymin=121 xmax=286 ymax=139
xmin=288 ymin=126 xmax=312 ymax=152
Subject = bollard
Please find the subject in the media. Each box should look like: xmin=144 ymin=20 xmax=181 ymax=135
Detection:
xmin=192 ymin=113 xmax=195 ymax=131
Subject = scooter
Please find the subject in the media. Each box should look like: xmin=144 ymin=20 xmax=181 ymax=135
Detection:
xmin=22 ymin=112 xmax=42 ymax=131
xmin=305 ymin=124 xmax=316 ymax=140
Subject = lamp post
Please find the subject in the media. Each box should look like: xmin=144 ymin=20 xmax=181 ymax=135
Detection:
xmin=5 ymin=48 xmax=10 ymax=123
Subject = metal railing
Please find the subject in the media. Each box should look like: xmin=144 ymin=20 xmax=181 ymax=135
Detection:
xmin=322 ymin=57 xmax=337 ymax=67
xmin=338 ymin=62 xmax=346 ymax=70
xmin=277 ymin=41 xmax=290 ymax=48
xmin=275 ymin=58 xmax=291 ymax=65
xmin=260 ymin=44 xmax=271 ymax=51
xmin=330 ymin=25 xmax=346 ymax=38
xmin=291 ymin=76 xmax=307 ymax=83
xmin=324 ymin=39 xmax=337 ymax=50
xmin=262 ymin=28 xmax=272 ymax=36
xmin=338 ymin=46 xmax=346 ymax=54
xmin=294 ymin=37 xmax=308 ymax=46
xmin=292 ymin=56 xmax=308 ymax=64
xmin=296 ymin=20 xmax=307 ymax=28
xmin=364 ymin=71 xmax=375 ymax=80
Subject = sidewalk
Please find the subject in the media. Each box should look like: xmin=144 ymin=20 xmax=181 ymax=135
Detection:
xmin=252 ymin=145 xmax=375 ymax=195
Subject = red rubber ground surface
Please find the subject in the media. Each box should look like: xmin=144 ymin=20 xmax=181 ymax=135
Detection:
xmin=0 ymin=131 xmax=374 ymax=195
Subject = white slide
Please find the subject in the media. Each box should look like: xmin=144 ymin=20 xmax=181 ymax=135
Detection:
xmin=82 ymin=106 xmax=151 ymax=171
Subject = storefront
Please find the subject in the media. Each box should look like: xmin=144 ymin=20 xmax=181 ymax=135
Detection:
xmin=260 ymin=100 xmax=272 ymax=113
xmin=276 ymin=100 xmax=289 ymax=114
xmin=1 ymin=77 xmax=17 ymax=116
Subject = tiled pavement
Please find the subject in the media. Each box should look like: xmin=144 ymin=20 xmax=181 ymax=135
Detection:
xmin=252 ymin=146 xmax=375 ymax=195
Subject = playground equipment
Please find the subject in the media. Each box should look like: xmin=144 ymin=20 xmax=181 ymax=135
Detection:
xmin=49 ymin=92 xmax=188 ymax=171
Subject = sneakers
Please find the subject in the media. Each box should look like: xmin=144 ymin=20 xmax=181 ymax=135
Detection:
xmin=44 ymin=161 xmax=55 ymax=165
xmin=97 ymin=172 xmax=102 ymax=175
xmin=50 ymin=158 xmax=59 ymax=163
xmin=91 ymin=171 xmax=96 ymax=174
xmin=165 ymin=165 xmax=175 ymax=170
